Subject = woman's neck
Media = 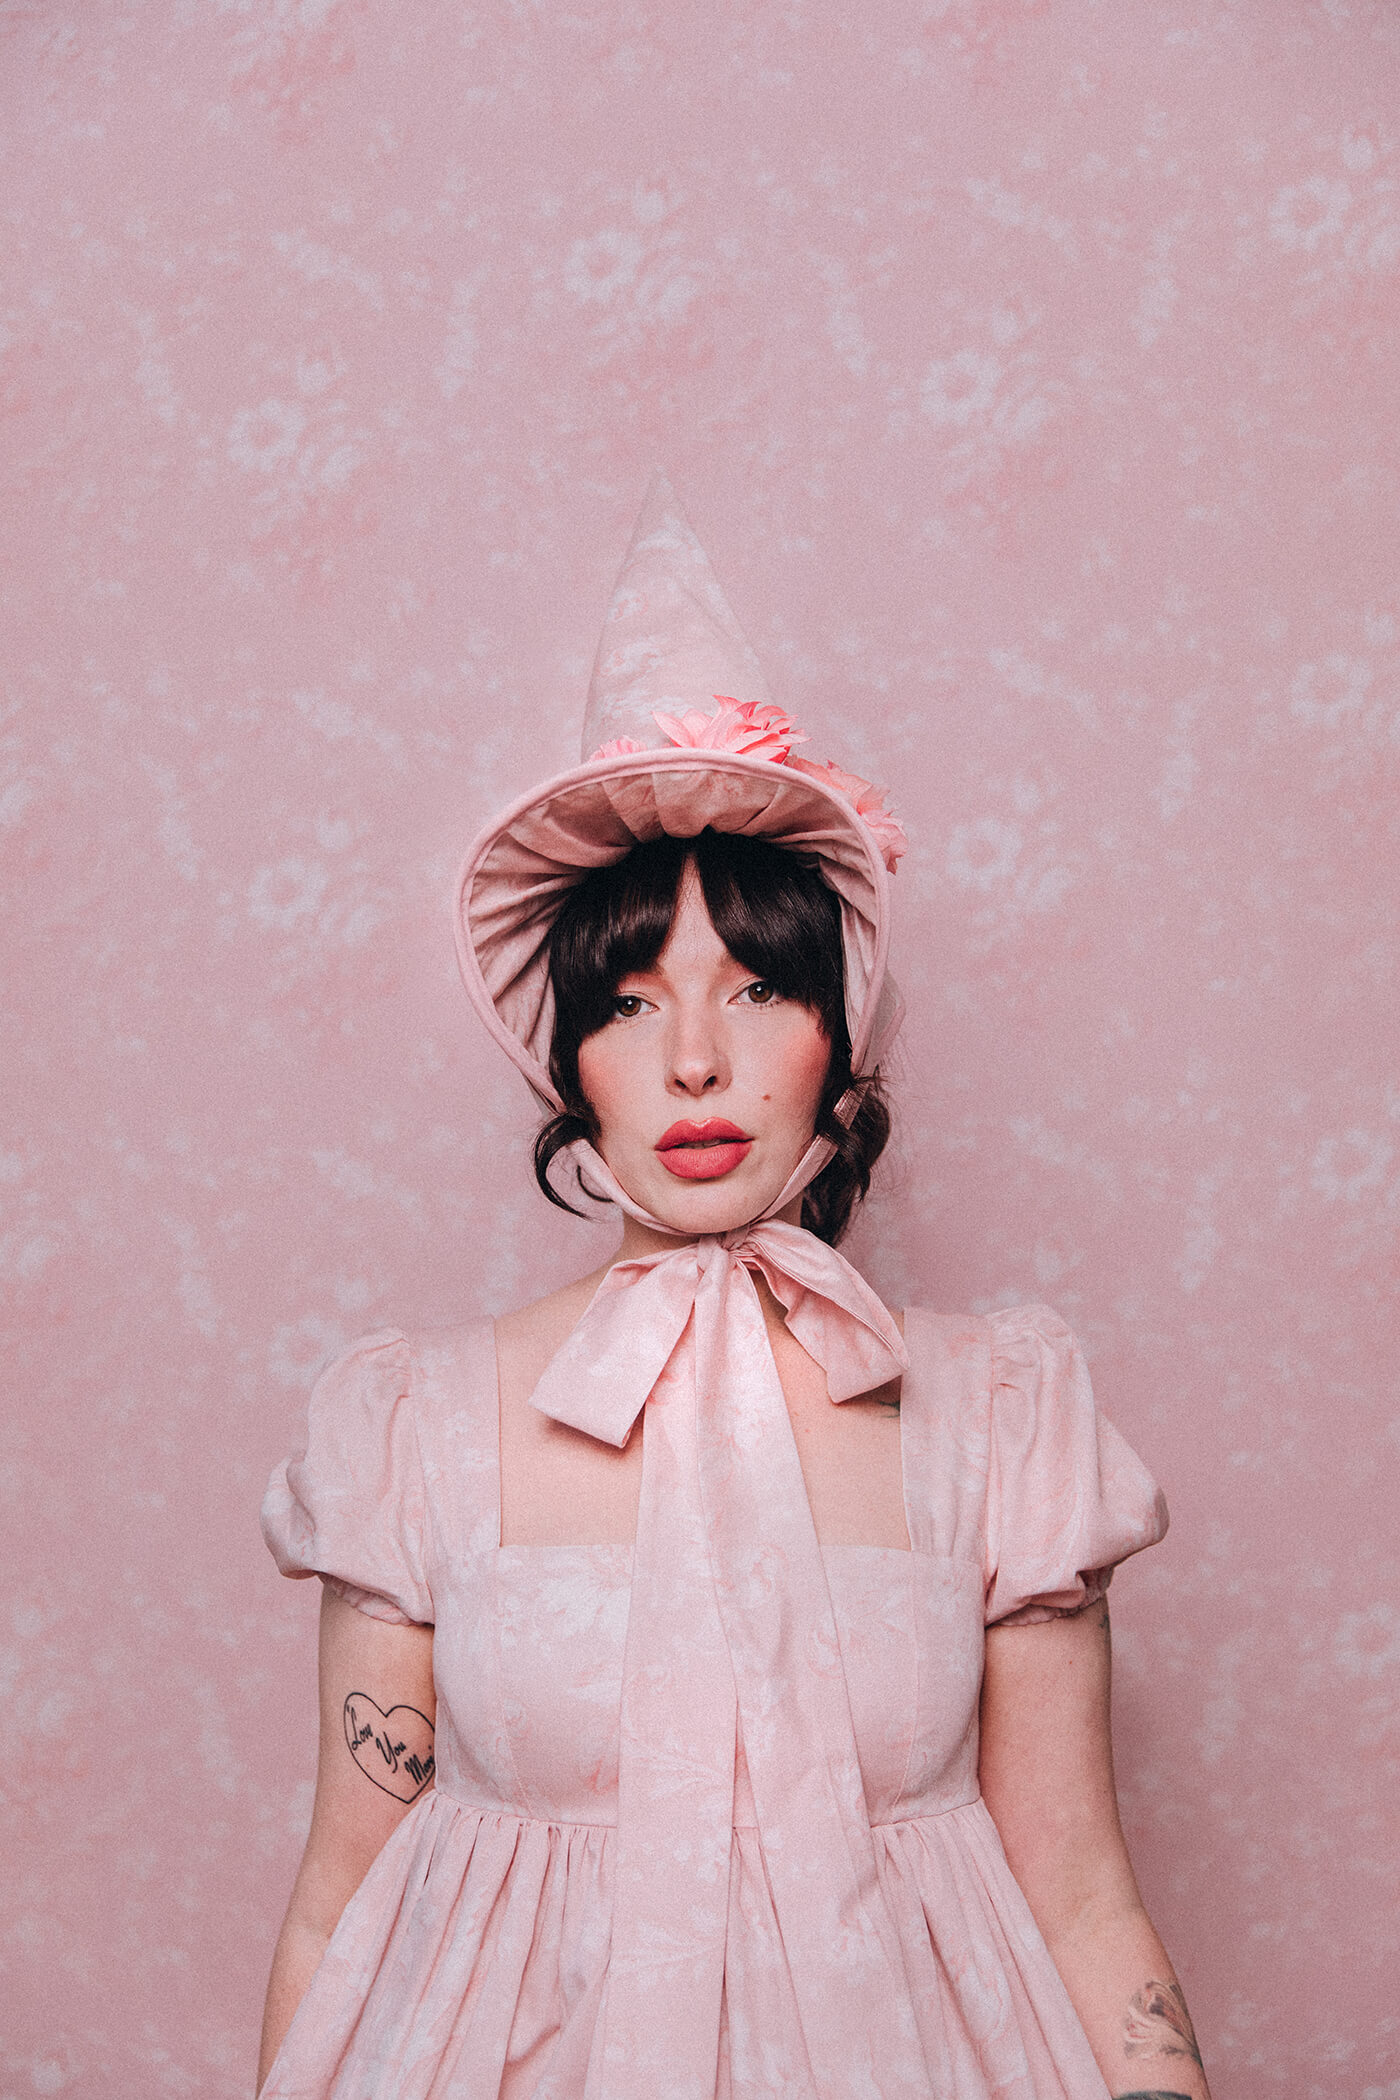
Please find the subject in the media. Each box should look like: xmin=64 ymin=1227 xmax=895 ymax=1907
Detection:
xmin=612 ymin=1193 xmax=806 ymax=1264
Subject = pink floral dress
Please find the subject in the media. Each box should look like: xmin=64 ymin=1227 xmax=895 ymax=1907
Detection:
xmin=261 ymin=1301 xmax=1167 ymax=2100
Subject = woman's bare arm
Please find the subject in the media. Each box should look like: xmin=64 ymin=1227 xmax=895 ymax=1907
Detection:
xmin=257 ymin=1587 xmax=436 ymax=2092
xmin=979 ymin=1599 xmax=1212 ymax=2100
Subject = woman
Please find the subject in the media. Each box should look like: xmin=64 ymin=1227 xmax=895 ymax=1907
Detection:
xmin=258 ymin=478 xmax=1211 ymax=2100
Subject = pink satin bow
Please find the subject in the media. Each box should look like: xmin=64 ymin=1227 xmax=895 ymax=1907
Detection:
xmin=530 ymin=1218 xmax=932 ymax=2100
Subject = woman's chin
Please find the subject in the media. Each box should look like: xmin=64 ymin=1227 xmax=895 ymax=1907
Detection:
xmin=611 ymin=1152 xmax=797 ymax=1237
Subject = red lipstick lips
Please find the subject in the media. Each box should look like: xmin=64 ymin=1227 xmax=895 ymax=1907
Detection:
xmin=655 ymin=1118 xmax=754 ymax=1182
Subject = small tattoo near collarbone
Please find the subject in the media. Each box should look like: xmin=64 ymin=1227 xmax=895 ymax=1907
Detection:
xmin=343 ymin=1693 xmax=436 ymax=1803
xmin=1123 ymin=1980 xmax=1203 ymax=2068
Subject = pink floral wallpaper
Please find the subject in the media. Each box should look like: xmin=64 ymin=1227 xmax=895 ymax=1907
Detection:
xmin=3 ymin=3 xmax=1396 ymax=2093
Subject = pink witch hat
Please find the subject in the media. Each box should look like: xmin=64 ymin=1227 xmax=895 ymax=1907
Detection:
xmin=454 ymin=472 xmax=906 ymax=1112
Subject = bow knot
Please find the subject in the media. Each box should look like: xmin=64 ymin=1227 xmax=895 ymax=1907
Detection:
xmin=530 ymin=1219 xmax=908 ymax=1449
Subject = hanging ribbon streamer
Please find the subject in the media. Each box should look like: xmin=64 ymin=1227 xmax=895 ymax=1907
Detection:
xmin=531 ymin=1218 xmax=931 ymax=2100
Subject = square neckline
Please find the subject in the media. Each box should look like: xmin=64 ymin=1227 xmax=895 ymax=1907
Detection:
xmin=488 ymin=1315 xmax=915 ymax=1555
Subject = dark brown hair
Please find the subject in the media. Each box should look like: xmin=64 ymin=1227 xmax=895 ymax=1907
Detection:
xmin=534 ymin=829 xmax=889 ymax=1244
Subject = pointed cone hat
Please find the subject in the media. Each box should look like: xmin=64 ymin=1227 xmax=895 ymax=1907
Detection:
xmin=579 ymin=470 xmax=778 ymax=755
xmin=455 ymin=473 xmax=905 ymax=1111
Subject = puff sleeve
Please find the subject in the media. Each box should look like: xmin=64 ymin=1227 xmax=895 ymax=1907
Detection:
xmin=983 ymin=1304 xmax=1168 ymax=1628
xmin=260 ymin=1329 xmax=434 ymax=1627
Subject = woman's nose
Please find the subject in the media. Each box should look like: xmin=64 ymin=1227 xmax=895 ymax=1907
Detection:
xmin=668 ymin=1009 xmax=730 ymax=1096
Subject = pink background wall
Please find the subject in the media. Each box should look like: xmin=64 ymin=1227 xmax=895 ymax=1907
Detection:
xmin=3 ymin=3 xmax=1396 ymax=2092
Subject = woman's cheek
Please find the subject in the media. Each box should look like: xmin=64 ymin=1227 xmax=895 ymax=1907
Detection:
xmin=769 ymin=1021 xmax=831 ymax=1121
xmin=578 ymin=1032 xmax=642 ymax=1152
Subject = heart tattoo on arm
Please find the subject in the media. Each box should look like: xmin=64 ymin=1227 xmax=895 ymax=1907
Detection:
xmin=343 ymin=1693 xmax=436 ymax=1802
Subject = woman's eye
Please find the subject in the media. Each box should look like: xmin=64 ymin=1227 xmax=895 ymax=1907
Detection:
xmin=612 ymin=993 xmax=646 ymax=1019
xmin=741 ymin=981 xmax=778 ymax=1006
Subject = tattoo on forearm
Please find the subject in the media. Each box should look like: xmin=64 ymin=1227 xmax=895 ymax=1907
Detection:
xmin=343 ymin=1693 xmax=435 ymax=1802
xmin=1123 ymin=1980 xmax=1202 ymax=2067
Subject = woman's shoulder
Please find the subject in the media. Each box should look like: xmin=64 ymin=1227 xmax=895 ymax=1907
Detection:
xmin=900 ymin=1299 xmax=1077 ymax=1355
xmin=493 ymin=1260 xmax=614 ymax=1411
xmin=312 ymin=1266 xmax=613 ymax=1423
xmin=896 ymin=1301 xmax=1086 ymax=1425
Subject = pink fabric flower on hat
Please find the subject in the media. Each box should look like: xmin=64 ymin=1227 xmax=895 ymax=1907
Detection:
xmin=652 ymin=696 xmax=808 ymax=765
xmin=589 ymin=699 xmax=906 ymax=873
xmin=790 ymin=754 xmax=909 ymax=873
xmin=589 ymin=736 xmax=645 ymax=760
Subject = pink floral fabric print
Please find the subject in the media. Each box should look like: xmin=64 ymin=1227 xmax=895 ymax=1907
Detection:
xmin=982 ymin=1303 xmax=1169 ymax=1628
xmin=261 ymin=1329 xmax=433 ymax=1629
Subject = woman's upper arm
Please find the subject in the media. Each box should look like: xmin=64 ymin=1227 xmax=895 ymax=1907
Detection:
xmin=294 ymin=1586 xmax=437 ymax=1936
xmin=978 ymin=1598 xmax=1144 ymax=1945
